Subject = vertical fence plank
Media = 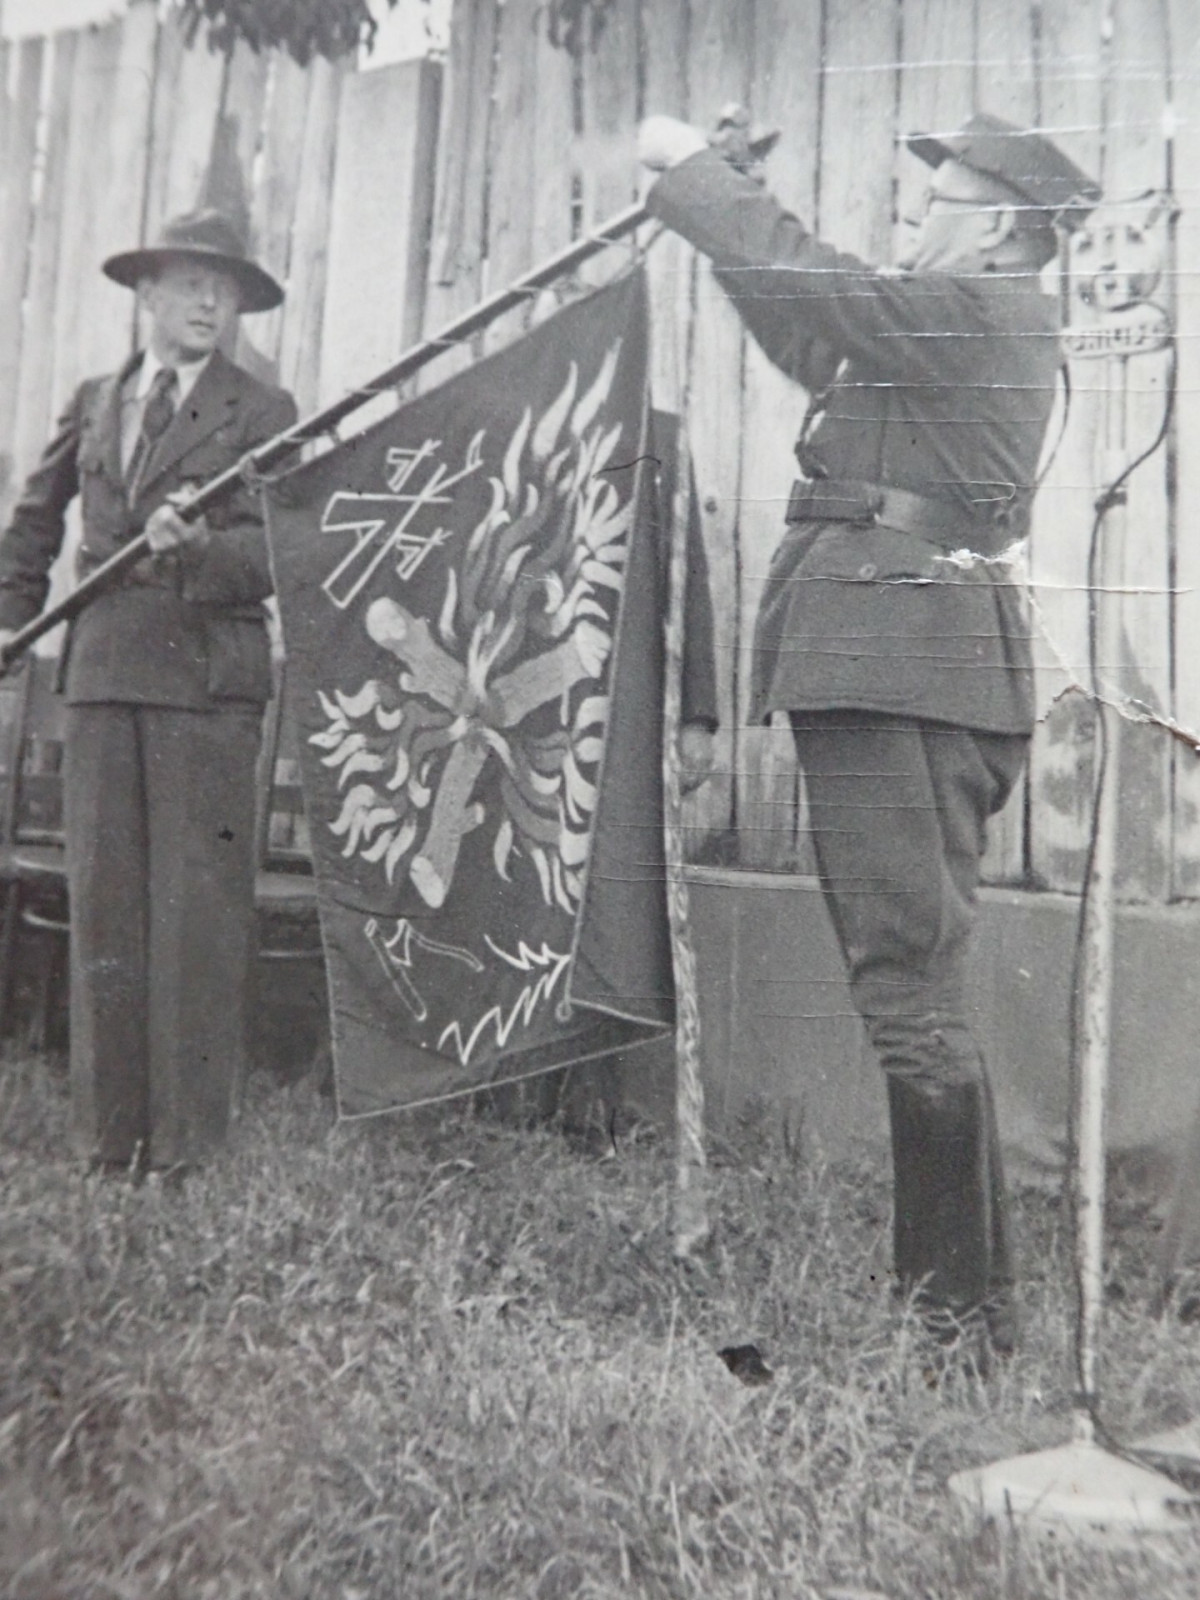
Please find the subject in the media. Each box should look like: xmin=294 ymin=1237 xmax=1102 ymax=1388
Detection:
xmin=581 ymin=0 xmax=640 ymax=219
xmin=422 ymin=0 xmax=500 ymax=376
xmin=974 ymin=0 xmax=1037 ymax=124
xmin=641 ymin=0 xmax=690 ymax=417
xmin=896 ymin=0 xmax=976 ymax=241
xmin=214 ymin=37 xmax=269 ymax=208
xmin=0 ymin=39 xmax=9 ymax=177
xmin=520 ymin=9 xmax=576 ymax=376
xmin=528 ymin=12 xmax=574 ymax=267
xmin=974 ymin=0 xmax=1039 ymax=884
xmin=734 ymin=0 xmax=824 ymax=870
xmin=143 ymin=14 xmax=226 ymax=235
xmin=1027 ymin=0 xmax=1107 ymax=892
xmin=78 ymin=5 xmax=160 ymax=383
xmin=244 ymin=55 xmax=311 ymax=371
xmin=819 ymin=0 xmax=899 ymax=257
xmin=12 ymin=33 xmax=76 ymax=492
xmin=639 ymin=0 xmax=710 ymax=853
xmin=139 ymin=5 xmax=186 ymax=241
xmin=1101 ymin=0 xmax=1174 ymax=901
xmin=680 ymin=0 xmax=755 ymax=849
xmin=317 ymin=60 xmax=441 ymax=410
xmin=212 ymin=40 xmax=271 ymax=388
xmin=38 ymin=24 xmax=117 ymax=649
xmin=641 ymin=0 xmax=689 ymax=120
xmin=33 ymin=10 xmax=158 ymax=647
xmin=0 ymin=37 xmax=44 ymax=517
xmin=481 ymin=0 xmax=542 ymax=354
xmin=577 ymin=0 xmax=640 ymax=290
xmin=803 ymin=0 xmax=899 ymax=865
xmin=277 ymin=59 xmax=345 ymax=415
xmin=1169 ymin=0 xmax=1200 ymax=895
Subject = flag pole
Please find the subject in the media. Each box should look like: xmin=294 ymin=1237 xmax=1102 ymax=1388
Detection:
xmin=0 ymin=128 xmax=782 ymax=676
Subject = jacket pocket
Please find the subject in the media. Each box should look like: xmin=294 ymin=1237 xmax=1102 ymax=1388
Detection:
xmin=203 ymin=612 xmax=271 ymax=703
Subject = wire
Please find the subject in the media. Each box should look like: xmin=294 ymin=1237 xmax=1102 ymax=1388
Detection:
xmin=1064 ymin=327 xmax=1177 ymax=1439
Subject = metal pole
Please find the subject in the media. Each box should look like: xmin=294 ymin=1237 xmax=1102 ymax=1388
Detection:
xmin=1075 ymin=352 xmax=1128 ymax=1440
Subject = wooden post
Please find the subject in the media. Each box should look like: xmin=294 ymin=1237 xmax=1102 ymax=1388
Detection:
xmin=662 ymin=308 xmax=709 ymax=1259
xmin=1074 ymin=356 xmax=1130 ymax=1436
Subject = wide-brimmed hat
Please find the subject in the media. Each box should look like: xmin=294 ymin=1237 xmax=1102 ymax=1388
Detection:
xmin=906 ymin=113 xmax=1101 ymax=231
xmin=102 ymin=209 xmax=284 ymax=313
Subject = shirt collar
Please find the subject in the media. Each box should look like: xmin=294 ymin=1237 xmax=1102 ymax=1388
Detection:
xmin=133 ymin=348 xmax=212 ymax=404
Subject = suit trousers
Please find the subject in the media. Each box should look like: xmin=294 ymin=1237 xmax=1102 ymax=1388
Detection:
xmin=64 ymin=703 xmax=262 ymax=1167
xmin=789 ymin=711 xmax=1028 ymax=1315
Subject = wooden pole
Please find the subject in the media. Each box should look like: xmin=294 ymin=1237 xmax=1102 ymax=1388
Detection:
xmin=663 ymin=258 xmax=709 ymax=1259
xmin=0 ymin=123 xmax=783 ymax=674
xmin=1073 ymin=355 xmax=1128 ymax=1439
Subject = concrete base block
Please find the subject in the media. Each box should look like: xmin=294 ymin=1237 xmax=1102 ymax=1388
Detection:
xmin=578 ymin=870 xmax=1200 ymax=1194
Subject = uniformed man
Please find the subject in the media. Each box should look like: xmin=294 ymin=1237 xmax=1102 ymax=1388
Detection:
xmin=0 ymin=211 xmax=297 ymax=1175
xmin=638 ymin=112 xmax=1100 ymax=1360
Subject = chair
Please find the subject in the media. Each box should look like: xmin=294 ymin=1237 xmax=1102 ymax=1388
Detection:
xmin=0 ymin=655 xmax=70 ymax=1046
xmin=254 ymin=666 xmax=323 ymax=963
xmin=0 ymin=654 xmax=323 ymax=1047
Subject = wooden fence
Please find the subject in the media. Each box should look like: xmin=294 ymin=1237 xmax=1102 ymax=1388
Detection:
xmin=2 ymin=0 xmax=1199 ymax=901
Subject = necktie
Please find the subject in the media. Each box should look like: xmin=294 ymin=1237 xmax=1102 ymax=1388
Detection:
xmin=125 ymin=365 xmax=178 ymax=495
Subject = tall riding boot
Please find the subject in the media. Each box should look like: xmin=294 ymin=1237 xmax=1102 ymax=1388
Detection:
xmin=887 ymin=1076 xmax=992 ymax=1321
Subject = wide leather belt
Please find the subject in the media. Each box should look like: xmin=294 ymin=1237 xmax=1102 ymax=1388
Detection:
xmin=785 ymin=477 xmax=1018 ymax=557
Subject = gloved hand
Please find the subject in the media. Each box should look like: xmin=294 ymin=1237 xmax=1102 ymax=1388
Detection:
xmin=708 ymin=103 xmax=776 ymax=183
xmin=639 ymin=108 xmax=779 ymax=181
xmin=638 ymin=115 xmax=709 ymax=172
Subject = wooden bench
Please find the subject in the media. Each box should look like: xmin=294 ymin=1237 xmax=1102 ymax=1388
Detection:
xmin=0 ymin=654 xmax=322 ymax=1046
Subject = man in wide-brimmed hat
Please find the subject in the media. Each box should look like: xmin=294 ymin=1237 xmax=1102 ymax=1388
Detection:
xmin=0 ymin=210 xmax=297 ymax=1174
xmin=639 ymin=111 xmax=1100 ymax=1368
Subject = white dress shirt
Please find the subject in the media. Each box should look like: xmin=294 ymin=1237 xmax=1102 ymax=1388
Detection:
xmin=119 ymin=350 xmax=211 ymax=474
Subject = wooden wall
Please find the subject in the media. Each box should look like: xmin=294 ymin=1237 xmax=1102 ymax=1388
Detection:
xmin=3 ymin=0 xmax=1199 ymax=904
xmin=421 ymin=0 xmax=1200 ymax=902
xmin=0 ymin=0 xmax=437 ymax=583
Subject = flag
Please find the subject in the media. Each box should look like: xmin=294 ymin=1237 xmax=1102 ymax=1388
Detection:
xmin=265 ymin=270 xmax=679 ymax=1115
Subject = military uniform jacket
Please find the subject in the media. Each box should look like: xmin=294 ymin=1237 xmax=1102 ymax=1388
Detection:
xmin=647 ymin=150 xmax=1063 ymax=736
xmin=0 ymin=349 xmax=297 ymax=708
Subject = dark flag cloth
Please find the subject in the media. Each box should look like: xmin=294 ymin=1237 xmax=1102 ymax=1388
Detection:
xmin=265 ymin=269 xmax=682 ymax=1116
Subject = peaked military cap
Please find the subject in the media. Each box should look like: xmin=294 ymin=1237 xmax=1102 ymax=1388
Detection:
xmin=906 ymin=112 xmax=1101 ymax=230
xmin=103 ymin=209 xmax=284 ymax=313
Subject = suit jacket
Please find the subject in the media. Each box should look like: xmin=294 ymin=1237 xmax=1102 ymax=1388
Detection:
xmin=0 ymin=349 xmax=298 ymax=709
xmin=647 ymin=151 xmax=1062 ymax=736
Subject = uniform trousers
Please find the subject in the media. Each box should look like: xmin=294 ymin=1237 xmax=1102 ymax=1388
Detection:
xmin=64 ymin=703 xmax=262 ymax=1167
xmin=789 ymin=710 xmax=1028 ymax=1317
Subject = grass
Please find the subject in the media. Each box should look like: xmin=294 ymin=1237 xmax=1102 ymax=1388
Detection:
xmin=2 ymin=1053 xmax=1200 ymax=1599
